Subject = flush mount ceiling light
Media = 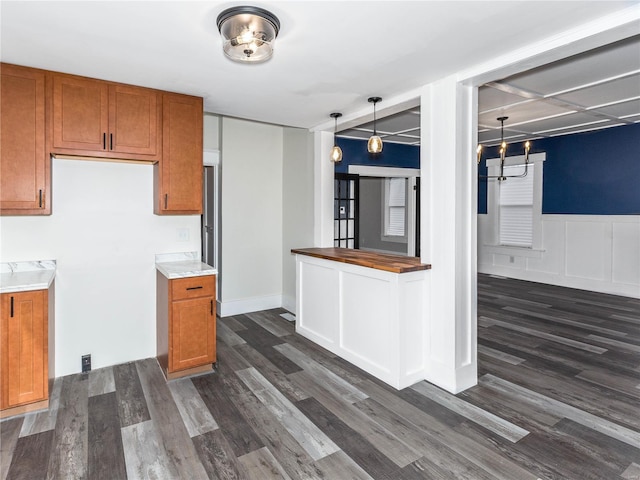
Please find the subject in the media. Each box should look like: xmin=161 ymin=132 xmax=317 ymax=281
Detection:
xmin=216 ymin=6 xmax=280 ymax=63
xmin=330 ymin=113 xmax=343 ymax=163
xmin=477 ymin=116 xmax=531 ymax=182
xmin=367 ymin=97 xmax=383 ymax=154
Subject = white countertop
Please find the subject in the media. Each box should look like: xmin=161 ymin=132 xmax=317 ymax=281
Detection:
xmin=155 ymin=252 xmax=217 ymax=279
xmin=0 ymin=260 xmax=57 ymax=294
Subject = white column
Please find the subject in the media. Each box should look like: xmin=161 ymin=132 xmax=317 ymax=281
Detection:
xmin=314 ymin=130 xmax=335 ymax=247
xmin=421 ymin=75 xmax=478 ymax=393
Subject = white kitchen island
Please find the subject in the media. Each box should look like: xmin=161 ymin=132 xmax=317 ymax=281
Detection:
xmin=292 ymin=248 xmax=431 ymax=389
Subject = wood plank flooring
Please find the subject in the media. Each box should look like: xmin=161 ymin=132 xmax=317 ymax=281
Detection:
xmin=2 ymin=274 xmax=639 ymax=479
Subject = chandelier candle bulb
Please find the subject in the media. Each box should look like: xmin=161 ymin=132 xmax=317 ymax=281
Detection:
xmin=477 ymin=116 xmax=532 ymax=182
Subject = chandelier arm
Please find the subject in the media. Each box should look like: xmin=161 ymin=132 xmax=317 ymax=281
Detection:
xmin=478 ymin=163 xmax=529 ymax=180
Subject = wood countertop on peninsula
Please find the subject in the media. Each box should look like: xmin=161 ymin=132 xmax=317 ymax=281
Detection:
xmin=291 ymin=248 xmax=431 ymax=274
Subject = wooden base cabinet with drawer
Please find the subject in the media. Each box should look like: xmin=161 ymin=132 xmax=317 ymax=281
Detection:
xmin=0 ymin=287 xmax=55 ymax=418
xmin=157 ymin=273 xmax=216 ymax=380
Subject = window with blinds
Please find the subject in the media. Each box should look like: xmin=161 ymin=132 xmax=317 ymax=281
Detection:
xmin=499 ymin=164 xmax=534 ymax=247
xmin=385 ymin=177 xmax=406 ymax=237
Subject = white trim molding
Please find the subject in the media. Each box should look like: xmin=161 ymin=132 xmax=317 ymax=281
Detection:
xmin=218 ymin=294 xmax=283 ymax=317
xmin=348 ymin=165 xmax=421 ymax=177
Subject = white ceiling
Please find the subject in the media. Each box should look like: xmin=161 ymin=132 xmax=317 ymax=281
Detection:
xmin=338 ymin=35 xmax=640 ymax=146
xmin=1 ymin=1 xmax=638 ymax=134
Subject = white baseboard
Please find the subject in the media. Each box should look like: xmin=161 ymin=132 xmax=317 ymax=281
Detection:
xmin=478 ymin=264 xmax=640 ymax=299
xmin=281 ymin=294 xmax=296 ymax=315
xmin=218 ymin=294 xmax=282 ymax=317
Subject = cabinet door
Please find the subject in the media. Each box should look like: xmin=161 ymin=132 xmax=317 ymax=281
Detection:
xmin=52 ymin=73 xmax=109 ymax=152
xmin=1 ymin=290 xmax=47 ymax=409
xmin=0 ymin=64 xmax=48 ymax=214
xmin=170 ymin=296 xmax=215 ymax=372
xmin=109 ymin=84 xmax=160 ymax=157
xmin=156 ymin=93 xmax=203 ymax=214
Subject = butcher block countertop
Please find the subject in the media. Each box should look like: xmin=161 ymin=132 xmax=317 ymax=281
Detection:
xmin=291 ymin=248 xmax=431 ymax=274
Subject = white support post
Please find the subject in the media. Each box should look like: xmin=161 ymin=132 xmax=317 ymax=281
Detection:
xmin=314 ymin=130 xmax=335 ymax=248
xmin=420 ymin=76 xmax=478 ymax=393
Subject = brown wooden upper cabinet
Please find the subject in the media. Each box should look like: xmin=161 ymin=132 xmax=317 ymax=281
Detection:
xmin=51 ymin=73 xmax=161 ymax=161
xmin=0 ymin=64 xmax=50 ymax=215
xmin=1 ymin=64 xmax=203 ymax=216
xmin=154 ymin=93 xmax=203 ymax=215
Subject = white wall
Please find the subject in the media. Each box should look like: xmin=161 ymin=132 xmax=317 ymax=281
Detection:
xmin=204 ymin=113 xmax=220 ymax=151
xmin=478 ymin=214 xmax=640 ymax=298
xmin=0 ymin=158 xmax=200 ymax=376
xmin=282 ymin=127 xmax=314 ymax=314
xmin=219 ymin=117 xmax=284 ymax=316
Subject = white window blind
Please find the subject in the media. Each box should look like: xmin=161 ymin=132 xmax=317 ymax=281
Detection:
xmin=386 ymin=178 xmax=406 ymax=236
xmin=499 ymin=164 xmax=534 ymax=247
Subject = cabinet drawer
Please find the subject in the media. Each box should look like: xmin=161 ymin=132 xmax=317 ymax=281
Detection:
xmin=171 ymin=275 xmax=215 ymax=301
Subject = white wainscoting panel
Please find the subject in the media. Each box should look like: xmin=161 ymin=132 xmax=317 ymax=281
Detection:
xmin=527 ymin=220 xmax=564 ymax=276
xmin=402 ymin=277 xmax=426 ymax=376
xmin=341 ymin=271 xmax=393 ymax=375
xmin=478 ymin=215 xmax=640 ymax=298
xmin=612 ymin=222 xmax=640 ymax=286
xmin=565 ymin=221 xmax=609 ymax=281
xmin=297 ymin=261 xmax=340 ymax=346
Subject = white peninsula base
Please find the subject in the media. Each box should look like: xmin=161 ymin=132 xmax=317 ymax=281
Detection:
xmin=293 ymin=248 xmax=431 ymax=390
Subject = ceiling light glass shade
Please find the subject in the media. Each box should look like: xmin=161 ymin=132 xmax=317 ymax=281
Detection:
xmin=367 ymin=97 xmax=383 ymax=154
xmin=329 ymin=112 xmax=343 ymax=163
xmin=367 ymin=135 xmax=383 ymax=154
xmin=330 ymin=145 xmax=343 ymax=163
xmin=217 ymin=6 xmax=280 ymax=63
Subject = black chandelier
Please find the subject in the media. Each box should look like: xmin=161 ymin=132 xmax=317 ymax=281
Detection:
xmin=477 ymin=116 xmax=531 ymax=182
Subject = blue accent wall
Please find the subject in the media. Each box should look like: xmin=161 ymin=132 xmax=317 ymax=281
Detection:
xmin=478 ymin=123 xmax=640 ymax=215
xmin=334 ymin=138 xmax=420 ymax=173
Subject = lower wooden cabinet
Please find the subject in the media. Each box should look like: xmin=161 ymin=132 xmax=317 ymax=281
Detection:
xmin=157 ymin=273 xmax=216 ymax=379
xmin=1 ymin=287 xmax=54 ymax=417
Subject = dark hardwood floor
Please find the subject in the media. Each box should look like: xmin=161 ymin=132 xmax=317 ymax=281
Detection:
xmin=2 ymin=274 xmax=639 ymax=479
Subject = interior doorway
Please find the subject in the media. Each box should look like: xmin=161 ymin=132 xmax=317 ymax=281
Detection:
xmin=334 ymin=166 xmax=420 ymax=257
xmin=202 ymin=149 xmax=220 ymax=271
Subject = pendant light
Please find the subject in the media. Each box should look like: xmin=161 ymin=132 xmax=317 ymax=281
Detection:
xmin=330 ymin=113 xmax=343 ymax=163
xmin=367 ymin=97 xmax=383 ymax=154
xmin=216 ymin=6 xmax=280 ymax=63
xmin=477 ymin=116 xmax=531 ymax=182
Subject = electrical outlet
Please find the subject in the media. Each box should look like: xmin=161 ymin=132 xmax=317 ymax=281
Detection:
xmin=82 ymin=354 xmax=91 ymax=373
xmin=509 ymin=256 xmax=515 ymax=264
xmin=177 ymin=228 xmax=190 ymax=242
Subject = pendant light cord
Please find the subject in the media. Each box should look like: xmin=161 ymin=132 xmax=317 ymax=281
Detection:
xmin=373 ymin=102 xmax=377 ymax=136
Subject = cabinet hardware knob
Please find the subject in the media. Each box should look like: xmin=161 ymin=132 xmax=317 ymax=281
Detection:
xmin=39 ymin=189 xmax=43 ymax=208
xmin=110 ymin=133 xmax=113 ymax=150
xmin=10 ymin=296 xmax=14 ymax=317
xmin=164 ymin=194 xmax=168 ymax=209
xmin=211 ymin=299 xmax=213 ymax=315
xmin=186 ymin=286 xmax=203 ymax=291
xmin=103 ymin=133 xmax=106 ymax=150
